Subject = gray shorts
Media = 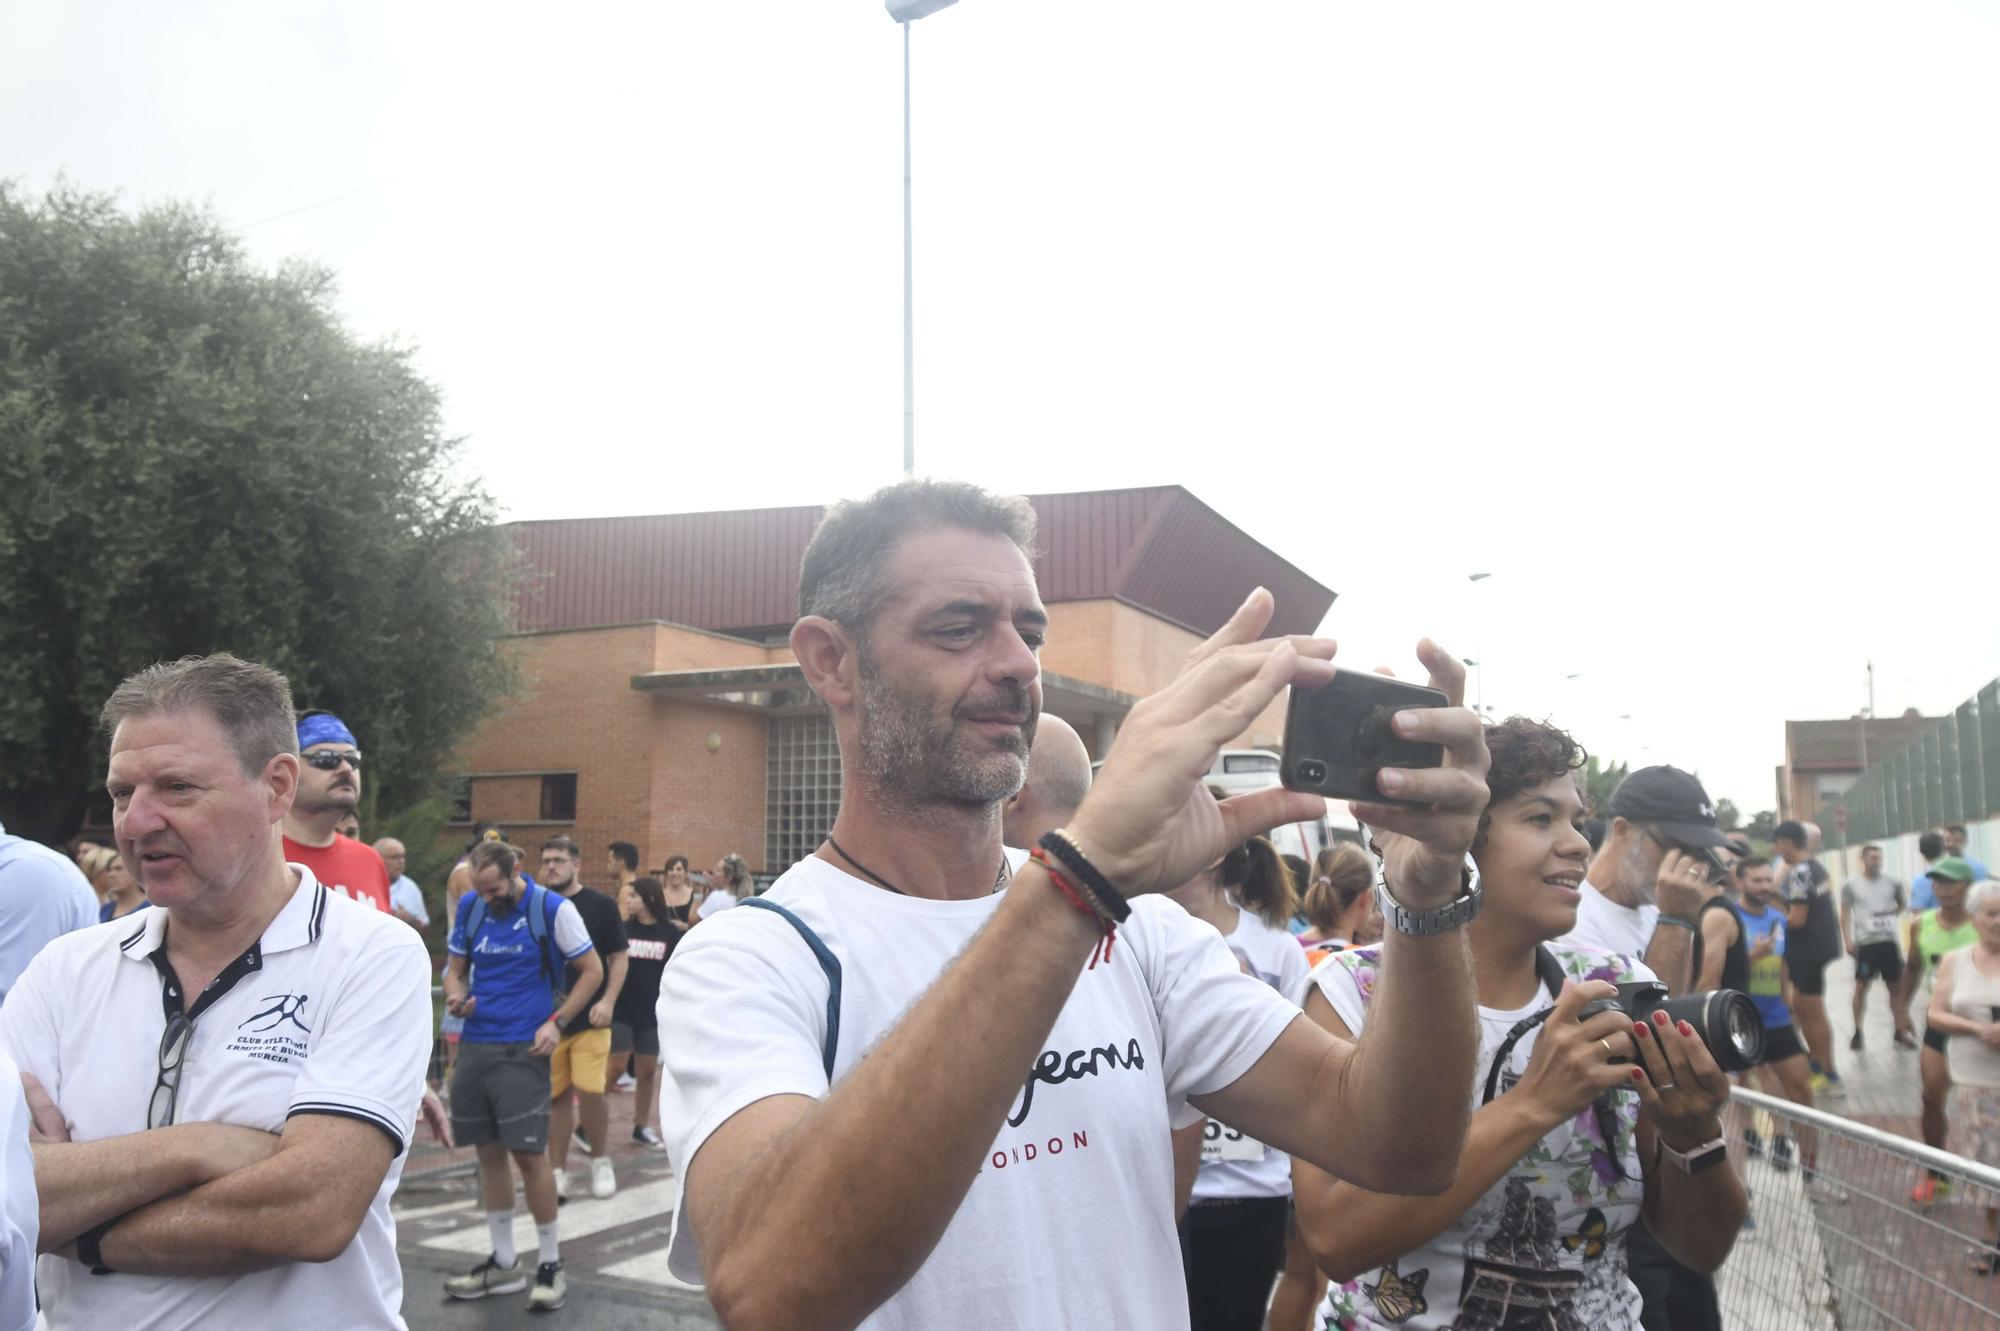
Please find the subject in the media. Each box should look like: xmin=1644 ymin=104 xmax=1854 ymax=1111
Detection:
xmin=449 ymin=1041 xmax=551 ymax=1153
xmin=611 ymin=1020 xmax=659 ymax=1058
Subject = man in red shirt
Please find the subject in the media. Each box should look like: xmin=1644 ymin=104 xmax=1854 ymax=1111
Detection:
xmin=281 ymin=710 xmax=391 ymax=912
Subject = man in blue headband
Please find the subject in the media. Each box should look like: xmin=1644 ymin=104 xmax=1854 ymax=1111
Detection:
xmin=281 ymin=710 xmax=391 ymax=913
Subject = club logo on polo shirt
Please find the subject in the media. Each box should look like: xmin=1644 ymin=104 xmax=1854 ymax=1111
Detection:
xmin=239 ymin=993 xmax=312 ymax=1034
xmin=227 ymin=992 xmax=313 ymax=1064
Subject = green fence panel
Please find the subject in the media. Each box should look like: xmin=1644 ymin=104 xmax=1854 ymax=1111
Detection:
xmin=1923 ymin=728 xmax=1946 ymax=829
xmin=1958 ymin=699 xmax=1985 ymax=825
xmin=1941 ymin=714 xmax=1963 ymax=826
xmin=1980 ymin=681 xmax=2000 ymax=818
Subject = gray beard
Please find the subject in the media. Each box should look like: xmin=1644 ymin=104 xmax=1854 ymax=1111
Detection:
xmin=854 ymin=660 xmax=1035 ymax=815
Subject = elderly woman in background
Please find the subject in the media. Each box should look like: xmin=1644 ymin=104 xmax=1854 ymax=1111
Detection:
xmin=1926 ymin=879 xmax=2000 ymax=1272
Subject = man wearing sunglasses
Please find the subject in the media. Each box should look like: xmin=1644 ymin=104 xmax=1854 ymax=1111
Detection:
xmin=280 ymin=711 xmax=391 ymax=913
xmin=0 ymin=654 xmax=433 ymax=1329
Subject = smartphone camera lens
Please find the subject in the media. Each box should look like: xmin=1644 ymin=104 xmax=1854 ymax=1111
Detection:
xmin=1297 ymin=760 xmax=1327 ymax=784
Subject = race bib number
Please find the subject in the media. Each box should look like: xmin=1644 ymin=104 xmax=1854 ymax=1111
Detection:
xmin=1201 ymin=1118 xmax=1266 ymax=1164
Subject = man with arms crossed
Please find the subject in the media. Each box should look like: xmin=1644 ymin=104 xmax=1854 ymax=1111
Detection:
xmin=660 ymin=480 xmax=1489 ymax=1331
xmin=0 ymin=654 xmax=432 ymax=1328
xmin=1840 ymin=843 xmax=1912 ymax=1051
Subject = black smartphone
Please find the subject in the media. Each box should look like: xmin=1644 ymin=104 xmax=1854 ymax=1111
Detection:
xmin=1280 ymin=668 xmax=1449 ymax=809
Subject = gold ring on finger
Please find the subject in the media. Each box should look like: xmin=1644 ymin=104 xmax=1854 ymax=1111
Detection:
xmin=1599 ymin=1038 xmax=1613 ymax=1057
xmin=1657 ymin=1082 xmax=1676 ymax=1091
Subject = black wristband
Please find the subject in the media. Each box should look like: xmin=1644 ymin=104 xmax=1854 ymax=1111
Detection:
xmin=76 ymin=1218 xmax=117 ymax=1275
xmin=1038 ymin=831 xmax=1132 ymax=923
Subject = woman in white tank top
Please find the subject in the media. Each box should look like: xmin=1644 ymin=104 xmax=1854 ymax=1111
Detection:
xmin=1926 ymin=879 xmax=2000 ymax=1272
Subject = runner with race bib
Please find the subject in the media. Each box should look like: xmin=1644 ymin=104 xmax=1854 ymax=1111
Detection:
xmin=1166 ymin=829 xmax=1311 ymax=1331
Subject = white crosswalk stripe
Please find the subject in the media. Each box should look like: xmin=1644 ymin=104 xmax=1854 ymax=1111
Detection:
xmin=394 ymin=1172 xmax=689 ymax=1289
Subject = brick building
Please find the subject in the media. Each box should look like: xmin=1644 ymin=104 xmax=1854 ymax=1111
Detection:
xmin=1775 ymin=710 xmax=1934 ymax=822
xmin=452 ymin=486 xmax=1334 ymax=880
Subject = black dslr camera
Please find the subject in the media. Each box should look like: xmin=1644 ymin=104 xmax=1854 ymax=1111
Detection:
xmin=1579 ymin=981 xmax=1766 ymax=1074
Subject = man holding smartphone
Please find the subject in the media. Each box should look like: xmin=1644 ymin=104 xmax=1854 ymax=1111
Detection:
xmin=658 ymin=479 xmax=1490 ymax=1331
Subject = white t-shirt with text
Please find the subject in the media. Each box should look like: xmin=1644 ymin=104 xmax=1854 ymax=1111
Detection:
xmin=1191 ymin=905 xmax=1312 ymax=1201
xmin=658 ymin=854 xmax=1302 ymax=1331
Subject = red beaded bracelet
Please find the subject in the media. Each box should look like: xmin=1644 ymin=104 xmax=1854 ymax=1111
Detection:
xmin=1030 ymin=846 xmax=1117 ymax=968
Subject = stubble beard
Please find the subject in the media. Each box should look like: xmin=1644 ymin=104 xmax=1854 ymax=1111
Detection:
xmin=296 ymin=778 xmax=359 ymax=820
xmin=854 ymin=655 xmax=1036 ymax=817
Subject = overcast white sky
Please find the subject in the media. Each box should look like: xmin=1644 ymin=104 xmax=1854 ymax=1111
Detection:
xmin=9 ymin=1 xmax=1997 ymax=813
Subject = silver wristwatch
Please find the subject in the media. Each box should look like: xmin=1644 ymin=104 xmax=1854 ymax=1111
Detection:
xmin=1374 ymin=855 xmax=1483 ymax=936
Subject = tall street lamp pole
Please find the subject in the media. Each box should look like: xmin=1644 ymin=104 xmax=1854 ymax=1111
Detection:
xmin=1467 ymin=573 xmax=1492 ymax=715
xmin=888 ymin=0 xmax=963 ymax=477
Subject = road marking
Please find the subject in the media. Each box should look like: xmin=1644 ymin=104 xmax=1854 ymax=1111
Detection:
xmin=415 ymin=1176 xmax=682 ymax=1255
xmin=599 ymin=1246 xmax=702 ymax=1290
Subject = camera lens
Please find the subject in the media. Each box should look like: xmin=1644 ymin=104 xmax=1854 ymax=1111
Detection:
xmin=1298 ymin=760 xmax=1327 ymax=784
xmin=1657 ymin=991 xmax=1766 ymax=1073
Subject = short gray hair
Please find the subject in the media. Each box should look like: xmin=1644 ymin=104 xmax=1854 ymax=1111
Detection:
xmin=100 ymin=653 xmax=297 ymax=777
xmin=799 ymin=479 xmax=1038 ymax=631
xmin=1967 ymin=879 xmax=2000 ymax=915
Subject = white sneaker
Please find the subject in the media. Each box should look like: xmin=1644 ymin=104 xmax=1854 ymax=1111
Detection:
xmin=528 ymin=1260 xmax=567 ymax=1310
xmin=613 ymin=1072 xmax=637 ymax=1091
xmin=553 ymin=1168 xmax=570 ymax=1203
xmin=590 ymin=1155 xmax=617 ymax=1199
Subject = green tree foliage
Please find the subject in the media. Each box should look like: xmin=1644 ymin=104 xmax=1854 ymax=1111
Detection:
xmin=1745 ymin=809 xmax=1778 ymax=842
xmin=1714 ymin=798 xmax=1741 ymax=832
xmin=0 ymin=182 xmax=516 ymax=841
xmin=1582 ymin=754 xmax=1630 ymax=815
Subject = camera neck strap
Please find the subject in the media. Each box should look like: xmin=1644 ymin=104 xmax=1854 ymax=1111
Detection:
xmin=1477 ymin=944 xmax=1631 ymax=1184
xmin=1476 ymin=945 xmax=1577 ymax=1106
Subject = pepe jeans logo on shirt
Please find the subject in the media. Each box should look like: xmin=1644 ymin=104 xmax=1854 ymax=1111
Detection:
xmin=1007 ymin=1036 xmax=1146 ymax=1127
xmin=227 ymin=993 xmax=312 ymax=1065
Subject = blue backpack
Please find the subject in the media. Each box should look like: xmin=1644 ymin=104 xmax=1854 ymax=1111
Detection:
xmin=737 ymin=897 xmax=842 ymax=1079
xmin=462 ymin=881 xmax=566 ymax=993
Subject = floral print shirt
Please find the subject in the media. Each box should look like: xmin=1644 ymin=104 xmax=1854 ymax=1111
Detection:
xmin=1311 ymin=941 xmax=1653 ymax=1331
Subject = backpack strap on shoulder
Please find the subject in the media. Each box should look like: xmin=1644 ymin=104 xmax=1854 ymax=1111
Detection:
xmin=736 ymin=897 xmax=841 ymax=1079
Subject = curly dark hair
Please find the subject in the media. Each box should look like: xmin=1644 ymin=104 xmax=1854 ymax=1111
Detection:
xmin=1476 ymin=716 xmax=1588 ymax=851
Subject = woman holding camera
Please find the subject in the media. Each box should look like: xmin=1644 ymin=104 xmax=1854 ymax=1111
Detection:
xmin=1294 ymin=718 xmax=1746 ymax=1329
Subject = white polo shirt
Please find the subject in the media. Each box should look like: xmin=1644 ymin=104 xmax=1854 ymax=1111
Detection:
xmin=0 ymin=865 xmax=431 ymax=1331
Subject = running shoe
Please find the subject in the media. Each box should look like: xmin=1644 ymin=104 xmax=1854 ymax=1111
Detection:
xmin=614 ymin=1071 xmax=637 ymax=1091
xmin=1744 ymin=1127 xmax=1765 ymax=1159
xmin=1894 ymin=1031 xmax=1919 ymax=1050
xmin=1912 ymin=1175 xmax=1941 ymax=1208
xmin=633 ymin=1125 xmax=666 ymax=1151
xmin=553 ymin=1168 xmax=570 ymax=1204
xmin=444 ymin=1255 xmax=527 ymax=1300
xmin=528 ymin=1260 xmax=567 ymax=1311
xmin=1849 ymin=1031 xmax=1864 ymax=1052
xmin=1772 ymin=1136 xmax=1795 ymax=1174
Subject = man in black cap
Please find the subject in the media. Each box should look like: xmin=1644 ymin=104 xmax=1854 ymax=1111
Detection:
xmin=1561 ymin=765 xmax=1734 ymax=997
xmin=1774 ymin=819 xmax=1845 ymax=1097
xmin=1563 ymin=765 xmax=1737 ymax=1331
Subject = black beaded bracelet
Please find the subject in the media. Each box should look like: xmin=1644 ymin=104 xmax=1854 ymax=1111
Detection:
xmin=1038 ymin=830 xmax=1132 ymax=923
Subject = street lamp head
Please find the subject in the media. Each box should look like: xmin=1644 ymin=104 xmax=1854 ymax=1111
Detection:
xmin=1467 ymin=572 xmax=1492 ymax=583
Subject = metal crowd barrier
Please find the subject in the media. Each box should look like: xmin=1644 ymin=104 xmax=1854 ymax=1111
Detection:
xmin=1719 ymin=1087 xmax=2000 ymax=1330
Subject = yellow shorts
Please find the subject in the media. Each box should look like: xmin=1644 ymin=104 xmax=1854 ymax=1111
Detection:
xmin=550 ymin=1024 xmax=611 ymax=1097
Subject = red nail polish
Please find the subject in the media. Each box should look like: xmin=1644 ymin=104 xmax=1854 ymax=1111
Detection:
xmin=1653 ymin=1010 xmax=1670 ymax=1026
xmin=1630 ymin=1068 xmax=1644 ymax=1082
xmin=1679 ymin=1021 xmax=1694 ymax=1037
xmin=1634 ymin=1023 xmax=1648 ymax=1038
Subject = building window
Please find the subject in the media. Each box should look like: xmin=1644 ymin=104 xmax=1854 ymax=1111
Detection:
xmin=767 ymin=713 xmax=841 ymax=872
xmin=448 ymin=776 xmax=473 ymax=824
xmin=540 ymin=773 xmax=578 ymax=822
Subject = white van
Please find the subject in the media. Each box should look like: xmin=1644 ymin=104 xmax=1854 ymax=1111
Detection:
xmin=1203 ymin=750 xmax=1364 ymax=867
